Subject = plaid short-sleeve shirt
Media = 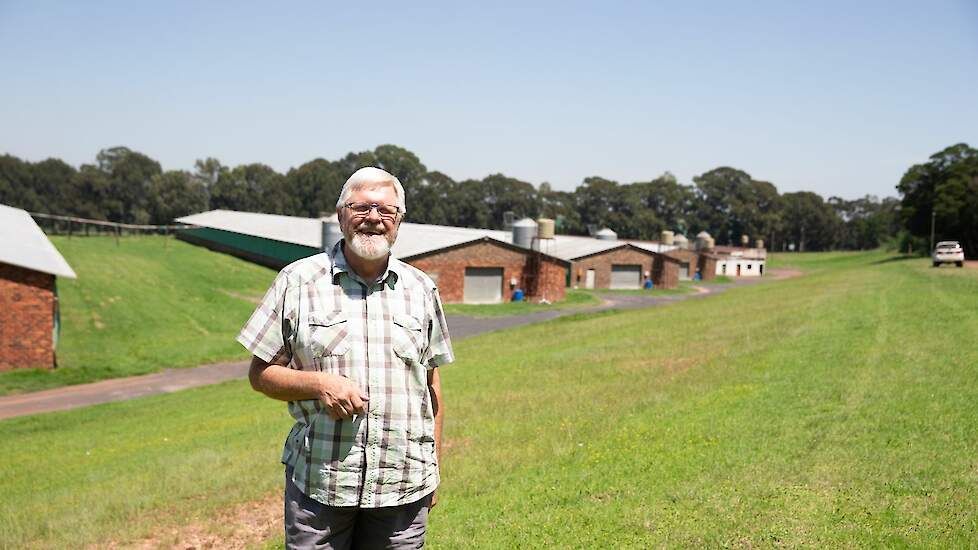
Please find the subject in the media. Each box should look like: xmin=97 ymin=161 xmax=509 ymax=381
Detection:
xmin=237 ymin=242 xmax=454 ymax=508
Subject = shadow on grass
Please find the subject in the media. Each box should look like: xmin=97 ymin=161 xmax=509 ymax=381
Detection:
xmin=871 ymin=254 xmax=920 ymax=265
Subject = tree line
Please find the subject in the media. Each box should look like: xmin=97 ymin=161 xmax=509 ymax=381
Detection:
xmin=2 ymin=143 xmax=971 ymax=252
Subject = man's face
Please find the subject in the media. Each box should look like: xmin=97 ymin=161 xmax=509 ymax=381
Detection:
xmin=338 ymin=183 xmax=402 ymax=261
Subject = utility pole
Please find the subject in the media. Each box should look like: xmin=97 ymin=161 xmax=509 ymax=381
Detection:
xmin=930 ymin=209 xmax=936 ymax=252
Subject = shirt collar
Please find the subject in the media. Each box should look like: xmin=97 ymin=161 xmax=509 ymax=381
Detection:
xmin=331 ymin=240 xmax=400 ymax=289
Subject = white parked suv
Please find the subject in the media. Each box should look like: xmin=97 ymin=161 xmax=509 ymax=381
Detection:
xmin=932 ymin=241 xmax=964 ymax=267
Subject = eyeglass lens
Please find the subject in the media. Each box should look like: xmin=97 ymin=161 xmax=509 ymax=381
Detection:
xmin=349 ymin=203 xmax=399 ymax=217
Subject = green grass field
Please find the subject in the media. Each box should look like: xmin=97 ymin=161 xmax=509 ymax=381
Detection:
xmin=0 ymin=236 xmax=277 ymax=395
xmin=3 ymin=250 xmax=978 ymax=547
xmin=442 ymin=288 xmax=601 ymax=317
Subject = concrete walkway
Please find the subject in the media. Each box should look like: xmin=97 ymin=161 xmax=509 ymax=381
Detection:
xmin=0 ymin=273 xmax=788 ymax=420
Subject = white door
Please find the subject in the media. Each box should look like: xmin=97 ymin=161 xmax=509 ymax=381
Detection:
xmin=610 ymin=265 xmax=642 ymax=289
xmin=464 ymin=267 xmax=503 ymax=303
xmin=584 ymin=269 xmax=595 ymax=289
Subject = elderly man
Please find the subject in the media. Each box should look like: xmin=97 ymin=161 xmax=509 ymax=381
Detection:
xmin=238 ymin=167 xmax=454 ymax=549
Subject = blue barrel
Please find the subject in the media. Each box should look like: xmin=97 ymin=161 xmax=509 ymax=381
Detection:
xmin=512 ymin=289 xmax=525 ymax=301
xmin=644 ymin=279 xmax=653 ymax=289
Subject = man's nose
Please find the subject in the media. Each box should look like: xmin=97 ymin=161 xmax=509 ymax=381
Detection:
xmin=364 ymin=206 xmax=383 ymax=221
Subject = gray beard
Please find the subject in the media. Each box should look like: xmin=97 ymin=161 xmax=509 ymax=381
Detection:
xmin=347 ymin=232 xmax=391 ymax=260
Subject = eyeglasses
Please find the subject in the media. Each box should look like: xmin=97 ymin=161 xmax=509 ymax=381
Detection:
xmin=344 ymin=202 xmax=403 ymax=220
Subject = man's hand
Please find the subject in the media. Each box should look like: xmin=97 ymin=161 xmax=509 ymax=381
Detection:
xmin=317 ymin=373 xmax=369 ymax=420
xmin=430 ymin=490 xmax=438 ymax=510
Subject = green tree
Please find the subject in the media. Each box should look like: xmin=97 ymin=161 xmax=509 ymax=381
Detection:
xmin=538 ymin=183 xmax=584 ymax=235
xmin=694 ymin=167 xmax=783 ymax=246
xmin=210 ymin=164 xmax=286 ymax=214
xmin=147 ymin=170 xmax=209 ymax=224
xmin=283 ymin=159 xmax=346 ymax=217
xmin=630 ymin=172 xmax=698 ymax=238
xmin=781 ymin=191 xmax=840 ymax=251
xmin=95 ymin=146 xmax=162 ymax=223
xmin=574 ymin=176 xmax=622 ymax=233
xmin=31 ymin=158 xmax=77 ymax=215
xmin=0 ymin=154 xmax=40 ymax=212
xmin=451 ymin=179 xmax=493 ymax=229
xmin=69 ymin=164 xmax=114 ymax=221
xmin=828 ymin=195 xmax=901 ymax=250
xmin=897 ymin=143 xmax=978 ymax=256
xmin=480 ymin=173 xmax=539 ymax=228
xmin=193 ymin=157 xmax=225 ymax=191
xmin=411 ymin=171 xmax=459 ymax=225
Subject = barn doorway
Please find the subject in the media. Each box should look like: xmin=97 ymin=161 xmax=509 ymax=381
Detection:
xmin=464 ymin=267 xmax=504 ymax=303
xmin=610 ymin=265 xmax=641 ymax=289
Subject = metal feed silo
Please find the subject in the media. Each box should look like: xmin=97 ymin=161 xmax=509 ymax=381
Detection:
xmin=673 ymin=234 xmax=689 ymax=249
xmin=321 ymin=214 xmax=342 ymax=252
xmin=661 ymin=230 xmax=674 ymax=245
xmin=696 ymin=231 xmax=714 ymax=251
xmin=512 ymin=218 xmax=538 ymax=249
xmin=595 ymin=227 xmax=618 ymax=241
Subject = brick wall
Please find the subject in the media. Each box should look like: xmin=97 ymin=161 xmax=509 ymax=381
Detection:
xmin=698 ymin=254 xmax=718 ymax=281
xmin=665 ymin=249 xmax=717 ymax=281
xmin=0 ymin=262 xmax=56 ymax=370
xmin=405 ymin=240 xmax=566 ymax=303
xmin=653 ymin=255 xmax=679 ymax=289
xmin=535 ymin=257 xmax=567 ymax=303
xmin=571 ymin=248 xmax=680 ymax=289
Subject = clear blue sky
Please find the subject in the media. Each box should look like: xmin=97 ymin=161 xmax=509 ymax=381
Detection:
xmin=1 ymin=1 xmax=976 ymax=199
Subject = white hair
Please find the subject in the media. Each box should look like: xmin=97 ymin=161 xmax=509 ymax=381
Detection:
xmin=336 ymin=167 xmax=406 ymax=213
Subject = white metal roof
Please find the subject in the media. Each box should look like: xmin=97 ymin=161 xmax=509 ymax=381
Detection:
xmin=175 ymin=210 xmax=676 ymax=262
xmin=176 ymin=210 xmax=323 ymax=248
xmin=0 ymin=204 xmax=77 ymax=278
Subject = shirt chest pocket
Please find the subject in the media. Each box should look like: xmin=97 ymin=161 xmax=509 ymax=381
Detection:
xmin=392 ymin=313 xmax=425 ymax=366
xmin=306 ymin=312 xmax=350 ymax=372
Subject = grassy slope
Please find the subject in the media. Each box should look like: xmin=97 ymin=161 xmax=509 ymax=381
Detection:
xmin=0 ymin=236 xmax=276 ymax=394
xmin=2 ymin=251 xmax=978 ymax=547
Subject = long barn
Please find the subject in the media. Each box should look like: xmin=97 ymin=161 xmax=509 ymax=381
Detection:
xmin=175 ymin=210 xmax=762 ymax=303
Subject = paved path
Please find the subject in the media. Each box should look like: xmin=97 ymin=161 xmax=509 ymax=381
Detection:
xmin=0 ymin=273 xmax=790 ymax=420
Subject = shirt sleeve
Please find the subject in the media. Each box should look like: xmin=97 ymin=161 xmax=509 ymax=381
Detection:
xmin=422 ymin=287 xmax=454 ymax=369
xmin=237 ymin=269 xmax=295 ymax=365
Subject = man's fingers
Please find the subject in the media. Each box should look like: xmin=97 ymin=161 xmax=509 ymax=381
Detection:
xmin=349 ymin=394 xmax=365 ymax=415
xmin=332 ymin=402 xmax=352 ymax=419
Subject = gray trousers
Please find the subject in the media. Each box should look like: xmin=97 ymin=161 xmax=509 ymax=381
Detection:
xmin=285 ymin=468 xmax=431 ymax=550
